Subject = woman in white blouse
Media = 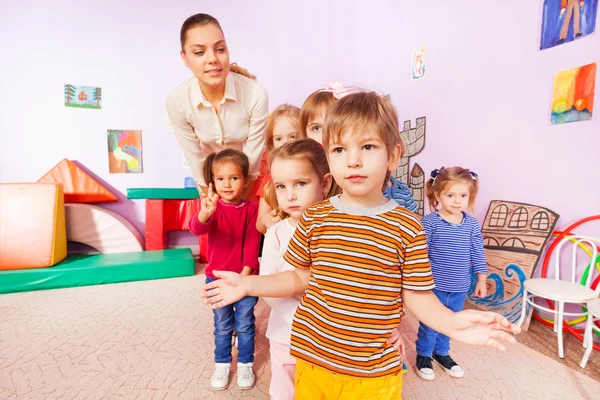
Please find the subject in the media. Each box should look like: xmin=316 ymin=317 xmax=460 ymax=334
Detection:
xmin=167 ymin=13 xmax=268 ymax=196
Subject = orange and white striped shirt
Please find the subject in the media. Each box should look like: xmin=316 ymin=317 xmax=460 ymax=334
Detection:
xmin=284 ymin=196 xmax=435 ymax=377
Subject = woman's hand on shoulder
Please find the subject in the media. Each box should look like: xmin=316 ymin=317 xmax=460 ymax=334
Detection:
xmin=261 ymin=209 xmax=281 ymax=231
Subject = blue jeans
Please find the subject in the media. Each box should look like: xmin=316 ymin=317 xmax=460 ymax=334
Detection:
xmin=415 ymin=289 xmax=467 ymax=357
xmin=206 ymin=277 xmax=258 ymax=363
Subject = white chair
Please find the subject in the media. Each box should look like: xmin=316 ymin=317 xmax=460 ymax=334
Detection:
xmin=580 ymin=298 xmax=600 ymax=368
xmin=517 ymin=235 xmax=599 ymax=359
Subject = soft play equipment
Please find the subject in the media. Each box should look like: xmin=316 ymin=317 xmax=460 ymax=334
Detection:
xmin=127 ymin=188 xmax=208 ymax=262
xmin=38 ymin=159 xmax=118 ymax=203
xmin=0 ymin=183 xmax=67 ymax=270
xmin=0 ymin=248 xmax=195 ymax=294
xmin=127 ymin=187 xmax=200 ymax=200
xmin=65 ymin=203 xmax=144 ymax=253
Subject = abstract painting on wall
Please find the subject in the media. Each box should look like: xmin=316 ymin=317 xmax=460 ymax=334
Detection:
xmin=467 ymin=201 xmax=559 ymax=330
xmin=64 ymin=84 xmax=102 ymax=109
xmin=551 ymin=62 xmax=596 ymax=124
xmin=411 ymin=46 xmax=426 ymax=80
xmin=107 ymin=130 xmax=143 ymax=173
xmin=540 ymin=0 xmax=598 ymax=50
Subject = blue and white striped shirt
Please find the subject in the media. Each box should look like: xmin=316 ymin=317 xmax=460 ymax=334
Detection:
xmin=422 ymin=211 xmax=487 ymax=292
xmin=383 ymin=176 xmax=418 ymax=213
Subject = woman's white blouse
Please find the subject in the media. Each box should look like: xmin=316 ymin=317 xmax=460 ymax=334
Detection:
xmin=166 ymin=72 xmax=268 ymax=187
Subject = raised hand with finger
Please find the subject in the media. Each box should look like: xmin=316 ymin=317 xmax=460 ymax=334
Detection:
xmin=198 ymin=183 xmax=220 ymax=223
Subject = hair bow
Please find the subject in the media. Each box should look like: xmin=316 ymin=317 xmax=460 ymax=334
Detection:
xmin=468 ymin=170 xmax=478 ymax=180
xmin=320 ymin=82 xmax=366 ymax=99
xmin=430 ymin=167 xmax=444 ymax=184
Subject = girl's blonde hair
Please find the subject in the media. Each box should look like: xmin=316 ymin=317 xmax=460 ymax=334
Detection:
xmin=202 ymin=149 xmax=249 ymax=186
xmin=300 ymin=90 xmax=336 ymax=136
xmin=264 ymin=138 xmax=334 ymax=219
xmin=265 ymin=104 xmax=303 ymax=152
xmin=323 ymin=91 xmax=405 ymax=189
xmin=180 ymin=14 xmax=256 ymax=80
xmin=425 ymin=167 xmax=479 ymax=212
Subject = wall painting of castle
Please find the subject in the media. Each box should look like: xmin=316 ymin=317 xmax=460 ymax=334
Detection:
xmin=394 ymin=116 xmax=426 ymax=215
xmin=467 ymin=201 xmax=559 ymax=330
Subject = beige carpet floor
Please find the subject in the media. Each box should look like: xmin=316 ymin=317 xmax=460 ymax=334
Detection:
xmin=1 ymin=272 xmax=599 ymax=400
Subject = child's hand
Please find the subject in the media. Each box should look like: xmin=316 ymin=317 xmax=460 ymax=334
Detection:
xmin=449 ymin=310 xmax=520 ymax=351
xmin=199 ymin=183 xmax=219 ymax=222
xmin=386 ymin=326 xmax=406 ymax=356
xmin=474 ymin=274 xmax=487 ymax=298
xmin=474 ymin=281 xmax=487 ymax=298
xmin=261 ymin=209 xmax=281 ymax=230
xmin=201 ymin=270 xmax=247 ymax=309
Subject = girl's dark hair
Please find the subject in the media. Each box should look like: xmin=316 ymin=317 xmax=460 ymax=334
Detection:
xmin=203 ymin=149 xmax=250 ymax=186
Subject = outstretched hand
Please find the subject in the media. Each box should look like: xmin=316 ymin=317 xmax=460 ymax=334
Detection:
xmin=201 ymin=270 xmax=247 ymax=309
xmin=450 ymin=310 xmax=520 ymax=351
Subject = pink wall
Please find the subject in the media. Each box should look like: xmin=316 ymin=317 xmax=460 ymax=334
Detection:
xmin=353 ymin=1 xmax=600 ymax=277
xmin=0 ymin=0 xmax=598 ymax=256
xmin=0 ymin=0 xmax=355 ymax=247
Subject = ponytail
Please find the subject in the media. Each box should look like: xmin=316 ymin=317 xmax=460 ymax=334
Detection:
xmin=425 ymin=178 xmax=438 ymax=212
xmin=230 ymin=63 xmax=256 ymax=80
xmin=203 ymin=152 xmax=218 ymax=187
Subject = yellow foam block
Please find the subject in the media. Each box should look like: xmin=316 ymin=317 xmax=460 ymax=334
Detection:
xmin=0 ymin=183 xmax=67 ymax=270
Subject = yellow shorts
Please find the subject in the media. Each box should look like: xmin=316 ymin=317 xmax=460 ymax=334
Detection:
xmin=294 ymin=358 xmax=404 ymax=400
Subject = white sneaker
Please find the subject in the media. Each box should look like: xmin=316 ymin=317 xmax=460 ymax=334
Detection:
xmin=237 ymin=362 xmax=255 ymax=389
xmin=211 ymin=363 xmax=230 ymax=390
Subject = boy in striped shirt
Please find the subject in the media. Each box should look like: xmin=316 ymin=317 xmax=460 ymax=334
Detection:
xmin=202 ymin=91 xmax=519 ymax=399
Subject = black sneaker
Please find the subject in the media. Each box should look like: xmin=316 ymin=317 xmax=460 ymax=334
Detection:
xmin=416 ymin=355 xmax=435 ymax=381
xmin=433 ymin=354 xmax=464 ymax=378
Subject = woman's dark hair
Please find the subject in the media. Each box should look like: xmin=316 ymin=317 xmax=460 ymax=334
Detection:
xmin=180 ymin=13 xmax=222 ymax=51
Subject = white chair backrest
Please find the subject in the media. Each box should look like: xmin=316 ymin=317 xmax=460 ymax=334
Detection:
xmin=553 ymin=235 xmax=599 ymax=291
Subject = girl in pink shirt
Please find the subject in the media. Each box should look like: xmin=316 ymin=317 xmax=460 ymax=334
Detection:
xmin=188 ymin=149 xmax=261 ymax=391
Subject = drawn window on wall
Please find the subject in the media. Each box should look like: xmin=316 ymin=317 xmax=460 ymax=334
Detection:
xmin=502 ymin=238 xmax=525 ymax=248
xmin=490 ymin=204 xmax=508 ymax=227
xmin=508 ymin=207 xmax=528 ymax=228
xmin=531 ymin=211 xmax=550 ymax=230
xmin=484 ymin=237 xmax=500 ymax=246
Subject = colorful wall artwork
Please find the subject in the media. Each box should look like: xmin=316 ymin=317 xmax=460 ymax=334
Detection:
xmin=393 ymin=117 xmax=426 ymax=215
xmin=107 ymin=130 xmax=143 ymax=174
xmin=551 ymin=62 xmax=596 ymax=124
xmin=467 ymin=201 xmax=559 ymax=330
xmin=540 ymin=0 xmax=598 ymax=50
xmin=411 ymin=46 xmax=426 ymax=80
xmin=64 ymin=84 xmax=102 ymax=109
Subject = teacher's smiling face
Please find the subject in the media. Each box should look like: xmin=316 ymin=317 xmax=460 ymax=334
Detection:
xmin=180 ymin=23 xmax=230 ymax=90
